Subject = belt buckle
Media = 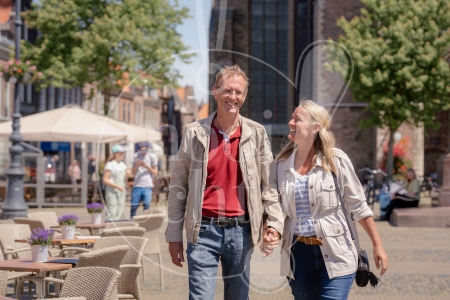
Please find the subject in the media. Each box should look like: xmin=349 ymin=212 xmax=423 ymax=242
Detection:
xmin=217 ymin=217 xmax=229 ymax=227
xmin=305 ymin=237 xmax=312 ymax=245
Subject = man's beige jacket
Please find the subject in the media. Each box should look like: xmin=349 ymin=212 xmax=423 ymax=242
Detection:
xmin=165 ymin=112 xmax=284 ymax=246
xmin=273 ymin=148 xmax=374 ymax=279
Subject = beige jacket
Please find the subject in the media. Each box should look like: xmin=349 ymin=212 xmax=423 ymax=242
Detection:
xmin=272 ymin=148 xmax=373 ymax=279
xmin=165 ymin=112 xmax=284 ymax=245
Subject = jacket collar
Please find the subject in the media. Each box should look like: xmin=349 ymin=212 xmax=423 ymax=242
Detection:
xmin=197 ymin=111 xmax=251 ymax=142
xmin=284 ymin=147 xmax=323 ymax=173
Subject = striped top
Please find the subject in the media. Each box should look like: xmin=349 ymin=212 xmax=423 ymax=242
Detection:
xmin=292 ymin=170 xmax=316 ymax=237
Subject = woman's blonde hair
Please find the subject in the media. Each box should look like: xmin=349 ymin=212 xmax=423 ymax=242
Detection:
xmin=275 ymin=100 xmax=337 ymax=174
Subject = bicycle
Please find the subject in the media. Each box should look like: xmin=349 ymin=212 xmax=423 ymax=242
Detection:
xmin=358 ymin=167 xmax=388 ymax=209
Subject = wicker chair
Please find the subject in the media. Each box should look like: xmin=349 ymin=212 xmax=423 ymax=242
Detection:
xmin=76 ymin=245 xmax=130 ymax=269
xmin=132 ymin=213 xmax=165 ymax=290
xmin=27 ymin=212 xmax=59 ymax=229
xmin=0 ymin=241 xmax=33 ymax=297
xmin=104 ymin=221 xmax=139 ymax=229
xmin=100 ymin=227 xmax=145 ymax=237
xmin=58 ymin=237 xmax=148 ymax=300
xmin=23 ymin=267 xmax=121 ymax=300
xmin=16 ymin=246 xmax=129 ymax=299
xmin=43 ymin=297 xmax=86 ymax=300
xmin=13 ymin=217 xmax=46 ymax=232
xmin=0 ymin=224 xmax=32 ymax=259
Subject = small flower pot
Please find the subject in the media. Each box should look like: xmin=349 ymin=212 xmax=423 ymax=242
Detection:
xmin=90 ymin=213 xmax=102 ymax=224
xmin=61 ymin=225 xmax=75 ymax=239
xmin=31 ymin=245 xmax=49 ymax=262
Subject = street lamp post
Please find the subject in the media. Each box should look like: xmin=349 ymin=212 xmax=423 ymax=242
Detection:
xmin=0 ymin=0 xmax=27 ymax=219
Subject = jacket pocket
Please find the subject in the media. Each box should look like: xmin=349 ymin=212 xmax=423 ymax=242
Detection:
xmin=322 ymin=224 xmax=351 ymax=255
xmin=321 ymin=181 xmax=338 ymax=207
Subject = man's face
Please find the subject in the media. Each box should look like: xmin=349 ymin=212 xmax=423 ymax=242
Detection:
xmin=139 ymin=147 xmax=148 ymax=155
xmin=213 ymin=74 xmax=247 ymax=118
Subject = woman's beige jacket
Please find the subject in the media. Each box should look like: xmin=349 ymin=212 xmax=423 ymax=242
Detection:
xmin=272 ymin=148 xmax=373 ymax=279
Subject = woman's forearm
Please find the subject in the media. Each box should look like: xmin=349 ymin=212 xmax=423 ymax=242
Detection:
xmin=358 ymin=216 xmax=383 ymax=247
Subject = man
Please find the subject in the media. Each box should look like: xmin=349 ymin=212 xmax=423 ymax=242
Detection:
xmin=130 ymin=141 xmax=158 ymax=218
xmin=166 ymin=65 xmax=284 ymax=300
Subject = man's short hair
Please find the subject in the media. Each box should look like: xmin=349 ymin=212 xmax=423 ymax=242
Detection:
xmin=213 ymin=65 xmax=249 ymax=91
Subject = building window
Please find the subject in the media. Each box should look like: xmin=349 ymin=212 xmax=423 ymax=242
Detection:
xmin=121 ymin=102 xmax=126 ymax=121
xmin=127 ymin=102 xmax=132 ymax=123
xmin=250 ymin=0 xmax=289 ymax=124
xmin=135 ymin=103 xmax=142 ymax=125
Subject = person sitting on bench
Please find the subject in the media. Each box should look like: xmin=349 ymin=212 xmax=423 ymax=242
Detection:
xmin=381 ymin=168 xmax=420 ymax=221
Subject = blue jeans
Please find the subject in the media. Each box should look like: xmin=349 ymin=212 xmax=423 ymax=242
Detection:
xmin=289 ymin=239 xmax=356 ymax=300
xmin=130 ymin=187 xmax=152 ymax=218
xmin=186 ymin=222 xmax=253 ymax=300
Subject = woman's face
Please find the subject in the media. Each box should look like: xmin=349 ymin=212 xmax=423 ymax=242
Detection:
xmin=287 ymin=106 xmax=318 ymax=145
xmin=406 ymin=170 xmax=415 ymax=180
xmin=115 ymin=152 xmax=125 ymax=160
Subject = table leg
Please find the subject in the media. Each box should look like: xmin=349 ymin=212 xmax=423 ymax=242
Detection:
xmin=36 ymin=271 xmax=45 ymax=299
xmin=54 ymin=271 xmax=61 ymax=295
xmin=67 ymin=249 xmax=74 ymax=258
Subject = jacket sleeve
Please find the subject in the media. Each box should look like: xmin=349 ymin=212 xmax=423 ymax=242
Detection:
xmin=165 ymin=131 xmax=191 ymax=243
xmin=260 ymin=129 xmax=284 ymax=236
xmin=338 ymin=152 xmax=374 ymax=222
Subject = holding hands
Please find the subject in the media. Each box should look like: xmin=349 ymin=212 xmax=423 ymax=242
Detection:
xmin=259 ymin=227 xmax=281 ymax=257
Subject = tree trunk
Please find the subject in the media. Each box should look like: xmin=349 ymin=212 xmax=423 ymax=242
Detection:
xmin=387 ymin=129 xmax=395 ymax=181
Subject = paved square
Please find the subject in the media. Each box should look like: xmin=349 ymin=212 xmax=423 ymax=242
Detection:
xmin=5 ymin=195 xmax=450 ymax=299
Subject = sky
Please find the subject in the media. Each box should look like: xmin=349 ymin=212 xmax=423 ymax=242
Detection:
xmin=172 ymin=0 xmax=212 ymax=105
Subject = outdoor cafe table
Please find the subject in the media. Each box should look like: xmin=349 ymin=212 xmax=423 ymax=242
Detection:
xmin=0 ymin=257 xmax=73 ymax=299
xmin=51 ymin=222 xmax=108 ymax=235
xmin=0 ymin=297 xmax=15 ymax=300
xmin=15 ymin=237 xmax=98 ymax=257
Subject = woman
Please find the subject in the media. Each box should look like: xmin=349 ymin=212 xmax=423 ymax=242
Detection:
xmin=103 ymin=145 xmax=129 ymax=221
xmin=267 ymin=101 xmax=388 ymax=299
xmin=67 ymin=159 xmax=81 ymax=194
xmin=382 ymin=168 xmax=420 ymax=221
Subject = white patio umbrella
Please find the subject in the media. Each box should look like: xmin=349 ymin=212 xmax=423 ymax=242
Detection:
xmin=0 ymin=105 xmax=128 ymax=143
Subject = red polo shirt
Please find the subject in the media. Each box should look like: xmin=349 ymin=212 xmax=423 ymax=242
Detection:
xmin=202 ymin=123 xmax=247 ymax=218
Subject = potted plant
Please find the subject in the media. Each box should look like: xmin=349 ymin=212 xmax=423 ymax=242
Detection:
xmin=28 ymin=228 xmax=54 ymax=262
xmin=58 ymin=214 xmax=79 ymax=239
xmin=87 ymin=202 xmax=104 ymax=224
xmin=0 ymin=59 xmax=45 ymax=84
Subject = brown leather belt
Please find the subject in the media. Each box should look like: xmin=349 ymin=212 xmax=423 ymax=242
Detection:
xmin=295 ymin=235 xmax=323 ymax=246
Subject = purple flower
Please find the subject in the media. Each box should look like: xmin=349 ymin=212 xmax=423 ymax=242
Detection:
xmin=58 ymin=214 xmax=79 ymax=226
xmin=28 ymin=228 xmax=54 ymax=246
xmin=86 ymin=202 xmax=104 ymax=214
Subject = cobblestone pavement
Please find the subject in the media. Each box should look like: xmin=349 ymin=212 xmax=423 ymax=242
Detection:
xmin=4 ymin=195 xmax=450 ymax=299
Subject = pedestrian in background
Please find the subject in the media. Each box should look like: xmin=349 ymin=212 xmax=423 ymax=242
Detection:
xmin=130 ymin=141 xmax=158 ymax=218
xmin=67 ymin=159 xmax=81 ymax=193
xmin=103 ymin=145 xmax=129 ymax=221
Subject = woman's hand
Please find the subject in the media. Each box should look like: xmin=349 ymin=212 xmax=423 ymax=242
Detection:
xmin=259 ymin=227 xmax=280 ymax=257
xmin=358 ymin=216 xmax=389 ymax=276
xmin=373 ymin=245 xmax=388 ymax=276
xmin=117 ymin=186 xmax=125 ymax=192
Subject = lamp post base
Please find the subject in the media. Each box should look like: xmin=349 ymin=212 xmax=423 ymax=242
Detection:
xmin=0 ymin=169 xmax=28 ymax=219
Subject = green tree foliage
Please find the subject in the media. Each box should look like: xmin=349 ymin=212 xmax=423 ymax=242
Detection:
xmin=22 ymin=0 xmax=192 ymax=114
xmin=326 ymin=0 xmax=450 ymax=178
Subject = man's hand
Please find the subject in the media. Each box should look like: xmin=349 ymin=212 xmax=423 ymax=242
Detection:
xmin=134 ymin=158 xmax=146 ymax=167
xmin=169 ymin=242 xmax=185 ymax=267
xmin=259 ymin=227 xmax=281 ymax=258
